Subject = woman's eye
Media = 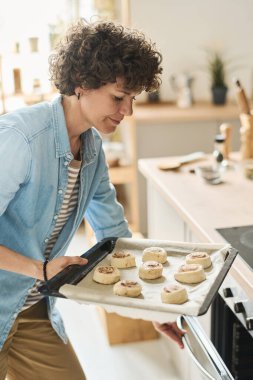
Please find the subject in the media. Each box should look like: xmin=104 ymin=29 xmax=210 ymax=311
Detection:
xmin=114 ymin=96 xmax=123 ymax=102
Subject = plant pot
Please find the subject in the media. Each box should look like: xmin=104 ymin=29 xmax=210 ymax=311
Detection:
xmin=211 ymin=86 xmax=227 ymax=105
xmin=147 ymin=90 xmax=160 ymax=103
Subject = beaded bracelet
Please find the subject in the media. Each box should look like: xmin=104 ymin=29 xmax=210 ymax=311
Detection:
xmin=43 ymin=259 xmax=49 ymax=282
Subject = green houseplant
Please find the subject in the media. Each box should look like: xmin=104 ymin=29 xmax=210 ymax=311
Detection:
xmin=207 ymin=51 xmax=228 ymax=105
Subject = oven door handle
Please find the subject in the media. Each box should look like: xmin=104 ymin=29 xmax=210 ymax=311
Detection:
xmin=181 ymin=335 xmax=217 ymax=380
xmin=177 ymin=315 xmax=233 ymax=380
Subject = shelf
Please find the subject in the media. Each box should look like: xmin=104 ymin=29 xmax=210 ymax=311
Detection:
xmin=133 ymin=101 xmax=240 ymax=123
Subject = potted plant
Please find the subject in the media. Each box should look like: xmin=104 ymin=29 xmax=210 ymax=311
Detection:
xmin=207 ymin=51 xmax=228 ymax=105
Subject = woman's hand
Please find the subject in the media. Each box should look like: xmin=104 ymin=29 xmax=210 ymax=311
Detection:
xmin=37 ymin=256 xmax=88 ymax=280
xmin=153 ymin=321 xmax=186 ymax=349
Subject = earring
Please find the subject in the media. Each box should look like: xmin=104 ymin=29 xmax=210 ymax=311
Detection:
xmin=77 ymin=93 xmax=80 ymax=100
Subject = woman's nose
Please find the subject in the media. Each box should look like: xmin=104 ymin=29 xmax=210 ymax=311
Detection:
xmin=119 ymin=99 xmax=133 ymax=116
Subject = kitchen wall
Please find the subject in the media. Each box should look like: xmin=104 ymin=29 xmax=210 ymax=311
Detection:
xmin=130 ymin=0 xmax=253 ymax=103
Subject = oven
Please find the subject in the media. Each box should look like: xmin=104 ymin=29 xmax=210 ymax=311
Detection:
xmin=212 ymin=289 xmax=253 ymax=380
xmin=211 ymin=225 xmax=253 ymax=380
xmin=171 ymin=225 xmax=253 ymax=380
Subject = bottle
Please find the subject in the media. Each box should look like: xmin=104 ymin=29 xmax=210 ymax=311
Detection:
xmin=213 ymin=134 xmax=225 ymax=167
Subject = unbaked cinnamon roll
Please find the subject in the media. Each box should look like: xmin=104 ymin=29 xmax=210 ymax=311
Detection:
xmin=93 ymin=265 xmax=120 ymax=284
xmin=110 ymin=251 xmax=136 ymax=268
xmin=113 ymin=280 xmax=142 ymax=297
xmin=186 ymin=251 xmax=212 ymax=269
xmin=139 ymin=261 xmax=163 ymax=280
xmin=161 ymin=283 xmax=188 ymax=304
xmin=142 ymin=246 xmax=168 ymax=264
xmin=174 ymin=263 xmax=206 ymax=284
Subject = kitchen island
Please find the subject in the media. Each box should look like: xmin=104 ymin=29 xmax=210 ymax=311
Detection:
xmin=130 ymin=101 xmax=240 ymax=234
xmin=138 ymin=154 xmax=253 ymax=299
xmin=138 ymin=154 xmax=253 ymax=379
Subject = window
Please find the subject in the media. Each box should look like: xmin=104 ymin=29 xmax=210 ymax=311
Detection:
xmin=0 ymin=0 xmax=125 ymax=112
xmin=29 ymin=37 xmax=39 ymax=53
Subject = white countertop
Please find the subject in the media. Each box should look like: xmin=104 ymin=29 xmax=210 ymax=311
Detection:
xmin=138 ymin=154 xmax=253 ymax=298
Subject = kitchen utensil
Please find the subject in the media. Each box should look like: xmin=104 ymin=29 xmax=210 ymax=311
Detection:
xmin=234 ymin=79 xmax=250 ymax=114
xmin=158 ymin=151 xmax=205 ymax=171
xmin=240 ymin=113 xmax=253 ymax=159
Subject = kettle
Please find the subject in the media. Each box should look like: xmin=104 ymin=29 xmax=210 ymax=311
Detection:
xmin=170 ymin=73 xmax=194 ymax=108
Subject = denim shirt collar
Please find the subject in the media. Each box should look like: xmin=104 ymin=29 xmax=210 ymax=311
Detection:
xmin=50 ymin=94 xmax=97 ymax=164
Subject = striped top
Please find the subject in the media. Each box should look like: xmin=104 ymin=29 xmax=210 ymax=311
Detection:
xmin=21 ymin=159 xmax=81 ymax=311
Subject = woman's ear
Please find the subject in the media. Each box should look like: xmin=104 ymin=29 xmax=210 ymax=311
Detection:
xmin=74 ymin=86 xmax=83 ymax=97
xmin=74 ymin=86 xmax=90 ymax=98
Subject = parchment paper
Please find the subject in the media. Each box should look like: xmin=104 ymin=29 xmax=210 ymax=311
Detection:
xmin=60 ymin=238 xmax=231 ymax=323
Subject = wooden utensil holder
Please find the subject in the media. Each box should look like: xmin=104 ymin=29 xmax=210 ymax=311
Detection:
xmin=240 ymin=113 xmax=253 ymax=159
xmin=220 ymin=123 xmax=232 ymax=159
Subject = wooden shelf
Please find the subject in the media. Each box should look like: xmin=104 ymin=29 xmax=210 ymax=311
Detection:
xmin=133 ymin=101 xmax=240 ymax=123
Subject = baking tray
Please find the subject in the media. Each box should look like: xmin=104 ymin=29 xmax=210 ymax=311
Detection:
xmin=38 ymin=238 xmax=237 ymax=322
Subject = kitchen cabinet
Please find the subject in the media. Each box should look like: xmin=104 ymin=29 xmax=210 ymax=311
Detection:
xmin=143 ymin=173 xmax=210 ymax=380
xmin=138 ymin=153 xmax=253 ymax=380
xmin=146 ymin=176 xmax=211 ymax=380
xmin=147 ymin=179 xmax=201 ymax=243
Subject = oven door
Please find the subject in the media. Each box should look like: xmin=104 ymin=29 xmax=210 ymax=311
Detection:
xmin=177 ymin=315 xmax=234 ymax=380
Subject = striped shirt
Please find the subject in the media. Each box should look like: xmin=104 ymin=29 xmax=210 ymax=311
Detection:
xmin=21 ymin=159 xmax=81 ymax=310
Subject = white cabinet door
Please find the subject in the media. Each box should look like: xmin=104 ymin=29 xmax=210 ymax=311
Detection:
xmin=185 ymin=224 xmax=206 ymax=243
xmin=147 ymin=181 xmax=185 ymax=241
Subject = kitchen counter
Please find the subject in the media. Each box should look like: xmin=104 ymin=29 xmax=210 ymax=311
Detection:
xmin=130 ymin=102 xmax=241 ymax=235
xmin=138 ymin=154 xmax=253 ymax=299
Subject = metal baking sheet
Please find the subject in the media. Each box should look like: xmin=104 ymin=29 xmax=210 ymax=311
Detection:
xmin=39 ymin=238 xmax=237 ymax=322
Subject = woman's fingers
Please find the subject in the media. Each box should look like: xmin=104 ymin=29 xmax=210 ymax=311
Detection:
xmin=153 ymin=321 xmax=187 ymax=349
xmin=65 ymin=256 xmax=88 ymax=266
xmin=46 ymin=256 xmax=88 ymax=279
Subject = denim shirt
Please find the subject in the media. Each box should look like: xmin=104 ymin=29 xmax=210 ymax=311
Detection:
xmin=0 ymin=95 xmax=131 ymax=350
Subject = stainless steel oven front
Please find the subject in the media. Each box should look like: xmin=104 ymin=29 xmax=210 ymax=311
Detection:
xmin=210 ymin=225 xmax=253 ymax=380
xmin=212 ymin=275 xmax=253 ymax=380
xmin=173 ymin=224 xmax=253 ymax=380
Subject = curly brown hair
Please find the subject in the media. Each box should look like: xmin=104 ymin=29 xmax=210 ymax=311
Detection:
xmin=49 ymin=19 xmax=162 ymax=95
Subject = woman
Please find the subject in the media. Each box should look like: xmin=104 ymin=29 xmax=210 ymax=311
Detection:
xmin=0 ymin=19 xmax=184 ymax=380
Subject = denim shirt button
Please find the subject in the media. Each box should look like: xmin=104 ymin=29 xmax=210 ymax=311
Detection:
xmin=53 ymin=215 xmax=58 ymax=220
xmin=44 ymin=238 xmax=49 ymax=243
xmin=58 ymin=189 xmax=63 ymax=194
xmin=64 ymin=161 xmax=68 ymax=166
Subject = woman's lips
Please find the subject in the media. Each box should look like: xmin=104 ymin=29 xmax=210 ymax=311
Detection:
xmin=108 ymin=117 xmax=122 ymax=125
